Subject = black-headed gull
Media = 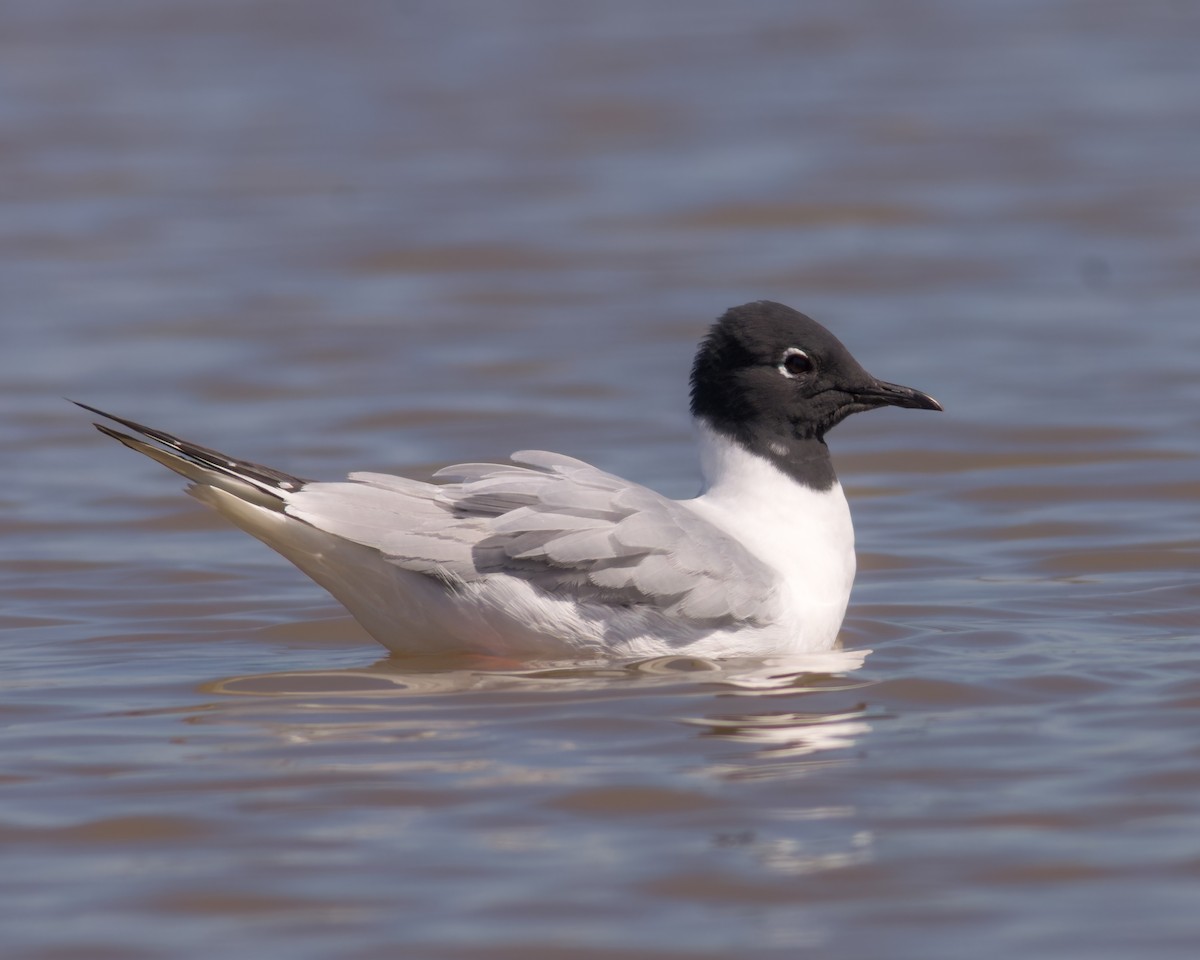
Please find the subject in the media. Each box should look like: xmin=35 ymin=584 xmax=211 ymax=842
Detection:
xmin=78 ymin=301 xmax=940 ymax=659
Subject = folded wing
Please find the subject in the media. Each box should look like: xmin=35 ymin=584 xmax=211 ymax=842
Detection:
xmin=288 ymin=450 xmax=779 ymax=625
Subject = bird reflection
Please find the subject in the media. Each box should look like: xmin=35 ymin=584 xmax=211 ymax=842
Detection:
xmin=201 ymin=648 xmax=870 ymax=698
xmin=195 ymin=648 xmax=873 ymax=780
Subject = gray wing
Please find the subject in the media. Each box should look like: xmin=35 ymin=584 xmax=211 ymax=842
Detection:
xmin=287 ymin=450 xmax=778 ymax=625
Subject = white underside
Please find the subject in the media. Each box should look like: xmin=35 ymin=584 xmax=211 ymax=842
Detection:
xmin=193 ymin=425 xmax=856 ymax=659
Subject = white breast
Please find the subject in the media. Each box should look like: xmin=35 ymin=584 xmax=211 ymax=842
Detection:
xmin=681 ymin=424 xmax=856 ymax=649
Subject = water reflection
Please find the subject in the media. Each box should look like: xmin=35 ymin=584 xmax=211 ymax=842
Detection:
xmin=202 ymin=648 xmax=871 ymax=698
xmin=130 ymin=649 xmax=878 ymax=932
xmin=194 ymin=649 xmax=874 ymax=785
xmin=687 ymin=709 xmax=872 ymax=762
xmin=708 ymin=827 xmax=875 ymax=878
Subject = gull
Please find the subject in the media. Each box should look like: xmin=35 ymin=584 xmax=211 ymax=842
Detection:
xmin=77 ymin=301 xmax=940 ymax=659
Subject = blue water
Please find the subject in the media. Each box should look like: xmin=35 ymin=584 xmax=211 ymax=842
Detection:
xmin=2 ymin=1 xmax=1198 ymax=957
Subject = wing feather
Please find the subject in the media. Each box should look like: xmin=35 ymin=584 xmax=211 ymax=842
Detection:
xmin=540 ymin=528 xmax=621 ymax=565
xmin=289 ymin=450 xmax=779 ymax=625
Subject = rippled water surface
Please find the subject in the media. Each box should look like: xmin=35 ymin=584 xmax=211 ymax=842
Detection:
xmin=3 ymin=1 xmax=1199 ymax=958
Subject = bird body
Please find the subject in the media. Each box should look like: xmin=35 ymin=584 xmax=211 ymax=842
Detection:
xmin=79 ymin=301 xmax=939 ymax=659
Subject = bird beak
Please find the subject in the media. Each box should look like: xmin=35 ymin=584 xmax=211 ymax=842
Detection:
xmin=856 ymin=378 xmax=943 ymax=412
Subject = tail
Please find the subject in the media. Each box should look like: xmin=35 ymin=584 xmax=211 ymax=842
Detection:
xmin=73 ymin=401 xmax=310 ymax=511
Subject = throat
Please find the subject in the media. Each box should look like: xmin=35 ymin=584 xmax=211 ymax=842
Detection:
xmin=696 ymin=418 xmax=837 ymax=492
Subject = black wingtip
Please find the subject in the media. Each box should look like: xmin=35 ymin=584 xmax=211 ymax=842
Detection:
xmin=92 ymin=421 xmax=133 ymax=442
xmin=70 ymin=399 xmax=181 ymax=447
xmin=69 ymin=398 xmax=110 ymax=418
xmin=74 ymin=399 xmax=312 ymax=495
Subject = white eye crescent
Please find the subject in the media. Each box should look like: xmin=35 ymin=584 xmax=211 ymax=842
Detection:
xmin=778 ymin=348 xmax=813 ymax=379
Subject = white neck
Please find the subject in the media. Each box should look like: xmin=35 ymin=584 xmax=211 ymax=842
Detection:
xmin=685 ymin=421 xmax=857 ymax=642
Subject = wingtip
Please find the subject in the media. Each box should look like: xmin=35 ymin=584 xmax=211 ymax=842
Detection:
xmin=74 ymin=401 xmax=141 ymax=444
xmin=71 ymin=399 xmax=114 ymax=435
xmin=71 ymin=399 xmax=133 ymax=430
xmin=92 ymin=421 xmax=125 ymax=439
xmin=91 ymin=421 xmax=150 ymax=456
xmin=74 ymin=399 xmax=310 ymax=503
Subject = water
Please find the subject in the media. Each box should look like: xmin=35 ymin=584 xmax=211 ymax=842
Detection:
xmin=3 ymin=1 xmax=1199 ymax=957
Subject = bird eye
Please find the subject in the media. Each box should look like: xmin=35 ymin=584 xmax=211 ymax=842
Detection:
xmin=778 ymin=348 xmax=813 ymax=379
